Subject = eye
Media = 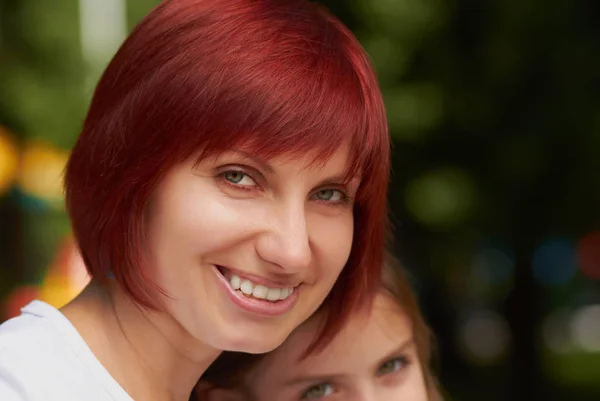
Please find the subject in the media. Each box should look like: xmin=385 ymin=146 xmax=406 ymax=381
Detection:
xmin=312 ymin=189 xmax=348 ymax=203
xmin=301 ymin=383 xmax=334 ymax=399
xmin=377 ymin=356 xmax=409 ymax=376
xmin=222 ymin=170 xmax=257 ymax=187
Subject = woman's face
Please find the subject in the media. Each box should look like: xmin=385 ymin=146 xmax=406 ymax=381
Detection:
xmin=144 ymin=146 xmax=358 ymax=353
xmin=205 ymin=293 xmax=428 ymax=401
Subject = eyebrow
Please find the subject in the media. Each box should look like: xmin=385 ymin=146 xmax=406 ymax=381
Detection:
xmin=282 ymin=338 xmax=415 ymax=388
xmin=232 ymin=150 xmax=275 ymax=174
xmin=315 ymin=173 xmax=361 ymax=189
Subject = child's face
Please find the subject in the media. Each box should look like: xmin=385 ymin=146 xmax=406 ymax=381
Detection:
xmin=206 ymin=293 xmax=429 ymax=401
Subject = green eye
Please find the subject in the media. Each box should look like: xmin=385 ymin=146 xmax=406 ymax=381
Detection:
xmin=224 ymin=171 xmax=246 ymax=184
xmin=316 ymin=189 xmax=335 ymax=200
xmin=377 ymin=357 xmax=407 ymax=376
xmin=314 ymin=189 xmax=346 ymax=202
xmin=301 ymin=383 xmax=334 ymax=399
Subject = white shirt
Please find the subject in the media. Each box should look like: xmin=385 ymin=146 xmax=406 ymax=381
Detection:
xmin=0 ymin=301 xmax=134 ymax=401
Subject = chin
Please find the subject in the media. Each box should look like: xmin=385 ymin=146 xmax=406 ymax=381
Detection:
xmin=237 ymin=340 xmax=282 ymax=354
xmin=224 ymin=336 xmax=284 ymax=354
xmin=214 ymin=327 xmax=287 ymax=354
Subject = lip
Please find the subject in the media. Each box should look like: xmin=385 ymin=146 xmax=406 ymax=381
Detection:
xmin=218 ymin=266 xmax=300 ymax=289
xmin=212 ymin=266 xmax=300 ymax=317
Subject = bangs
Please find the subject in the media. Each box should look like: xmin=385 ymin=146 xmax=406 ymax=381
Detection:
xmin=118 ymin=3 xmax=383 ymax=187
xmin=193 ymin=63 xmax=371 ymax=182
xmin=182 ymin=44 xmax=374 ymax=184
xmin=97 ymin=0 xmax=388 ymax=194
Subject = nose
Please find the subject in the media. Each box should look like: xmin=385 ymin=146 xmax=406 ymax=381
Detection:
xmin=255 ymin=201 xmax=311 ymax=273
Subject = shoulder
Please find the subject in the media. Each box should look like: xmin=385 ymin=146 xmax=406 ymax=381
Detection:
xmin=0 ymin=301 xmax=61 ymax=354
xmin=0 ymin=312 xmax=45 ymax=401
xmin=0 ymin=362 xmax=31 ymax=401
xmin=0 ymin=301 xmax=80 ymax=400
xmin=0 ymin=301 xmax=130 ymax=401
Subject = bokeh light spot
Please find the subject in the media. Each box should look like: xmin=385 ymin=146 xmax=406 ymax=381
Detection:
xmin=362 ymin=36 xmax=411 ymax=83
xmin=405 ymin=167 xmax=477 ymax=230
xmin=39 ymin=237 xmax=90 ymax=309
xmin=532 ymin=239 xmax=577 ymax=287
xmin=360 ymin=0 xmax=446 ymax=38
xmin=0 ymin=126 xmax=19 ymax=196
xmin=17 ymin=141 xmax=70 ymax=209
xmin=4 ymin=285 xmax=40 ymax=320
xmin=472 ymin=247 xmax=515 ymax=286
xmin=385 ymin=83 xmax=444 ymax=140
xmin=570 ymin=305 xmax=600 ymax=353
xmin=459 ymin=309 xmax=510 ymax=364
xmin=577 ymin=232 xmax=600 ymax=280
xmin=542 ymin=308 xmax=575 ymax=354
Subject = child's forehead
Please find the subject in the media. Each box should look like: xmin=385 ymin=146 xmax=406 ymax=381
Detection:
xmin=257 ymin=293 xmax=412 ymax=372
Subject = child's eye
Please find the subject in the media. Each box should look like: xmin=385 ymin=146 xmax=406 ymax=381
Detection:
xmin=301 ymin=383 xmax=334 ymax=399
xmin=377 ymin=356 xmax=409 ymax=376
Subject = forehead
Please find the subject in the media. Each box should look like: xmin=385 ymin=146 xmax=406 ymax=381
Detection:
xmin=250 ymin=294 xmax=412 ymax=381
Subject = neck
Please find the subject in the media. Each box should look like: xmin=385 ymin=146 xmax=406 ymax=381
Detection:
xmin=61 ymin=281 xmax=220 ymax=401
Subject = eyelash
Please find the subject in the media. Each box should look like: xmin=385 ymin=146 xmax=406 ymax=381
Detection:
xmin=218 ymin=167 xmax=258 ymax=192
xmin=300 ymin=383 xmax=334 ymax=400
xmin=217 ymin=166 xmax=352 ymax=205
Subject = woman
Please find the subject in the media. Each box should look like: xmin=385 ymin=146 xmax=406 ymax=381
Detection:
xmin=0 ymin=1 xmax=389 ymax=401
xmin=197 ymin=255 xmax=442 ymax=401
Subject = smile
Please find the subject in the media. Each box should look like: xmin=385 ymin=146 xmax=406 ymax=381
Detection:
xmin=229 ymin=275 xmax=295 ymax=301
xmin=214 ymin=266 xmax=300 ymax=317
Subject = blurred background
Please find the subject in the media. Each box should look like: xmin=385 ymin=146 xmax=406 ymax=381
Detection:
xmin=0 ymin=0 xmax=599 ymax=399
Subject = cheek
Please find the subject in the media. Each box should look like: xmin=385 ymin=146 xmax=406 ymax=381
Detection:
xmin=390 ymin=367 xmax=429 ymax=401
xmin=144 ymin=185 xmax=242 ymax=291
xmin=149 ymin=186 xmax=252 ymax=261
xmin=309 ymin=211 xmax=354 ymax=275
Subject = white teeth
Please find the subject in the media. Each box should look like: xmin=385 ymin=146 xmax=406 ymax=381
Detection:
xmin=226 ymin=273 xmax=295 ymax=302
xmin=266 ymin=288 xmax=281 ymax=301
xmin=240 ymin=280 xmax=254 ymax=295
xmin=230 ymin=275 xmax=241 ymax=290
xmin=252 ymin=285 xmax=268 ymax=299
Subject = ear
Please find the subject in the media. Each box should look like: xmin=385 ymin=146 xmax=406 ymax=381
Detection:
xmin=193 ymin=383 xmax=247 ymax=401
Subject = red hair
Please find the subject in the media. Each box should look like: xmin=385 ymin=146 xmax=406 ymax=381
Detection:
xmin=64 ymin=0 xmax=389 ymax=350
